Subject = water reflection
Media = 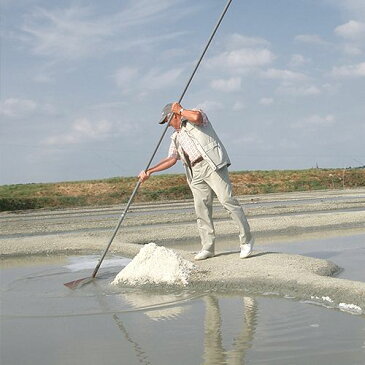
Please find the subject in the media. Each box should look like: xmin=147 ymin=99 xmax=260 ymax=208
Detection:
xmin=121 ymin=291 xmax=187 ymax=321
xmin=112 ymin=313 xmax=151 ymax=365
xmin=2 ymin=255 xmax=365 ymax=365
xmin=104 ymin=290 xmax=258 ymax=365
xmin=203 ymin=295 xmax=257 ymax=365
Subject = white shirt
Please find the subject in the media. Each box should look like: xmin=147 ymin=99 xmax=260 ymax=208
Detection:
xmin=168 ymin=110 xmax=209 ymax=163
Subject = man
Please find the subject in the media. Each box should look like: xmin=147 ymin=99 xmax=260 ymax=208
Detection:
xmin=138 ymin=102 xmax=254 ymax=260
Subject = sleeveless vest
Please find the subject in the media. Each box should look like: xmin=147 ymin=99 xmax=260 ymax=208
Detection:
xmin=172 ymin=119 xmax=231 ymax=182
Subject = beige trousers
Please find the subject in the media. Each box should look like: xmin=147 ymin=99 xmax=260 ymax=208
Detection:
xmin=189 ymin=160 xmax=251 ymax=253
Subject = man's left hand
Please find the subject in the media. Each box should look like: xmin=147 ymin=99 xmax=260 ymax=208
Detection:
xmin=171 ymin=102 xmax=183 ymax=114
xmin=138 ymin=170 xmax=150 ymax=183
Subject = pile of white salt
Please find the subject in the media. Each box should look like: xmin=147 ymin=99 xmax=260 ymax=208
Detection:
xmin=112 ymin=242 xmax=195 ymax=286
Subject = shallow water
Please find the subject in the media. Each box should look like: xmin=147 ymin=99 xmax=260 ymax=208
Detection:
xmin=1 ymin=252 xmax=365 ymax=365
xmin=258 ymin=232 xmax=365 ymax=283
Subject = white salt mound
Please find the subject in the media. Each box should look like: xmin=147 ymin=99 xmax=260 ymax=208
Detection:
xmin=338 ymin=303 xmax=362 ymax=314
xmin=112 ymin=242 xmax=195 ymax=286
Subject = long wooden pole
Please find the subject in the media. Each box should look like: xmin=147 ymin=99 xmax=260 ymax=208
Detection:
xmin=64 ymin=0 xmax=234 ymax=288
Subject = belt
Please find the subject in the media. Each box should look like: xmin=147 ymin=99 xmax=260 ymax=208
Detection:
xmin=191 ymin=156 xmax=203 ymax=167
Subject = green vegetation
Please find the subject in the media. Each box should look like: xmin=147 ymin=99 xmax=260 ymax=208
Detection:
xmin=0 ymin=168 xmax=364 ymax=211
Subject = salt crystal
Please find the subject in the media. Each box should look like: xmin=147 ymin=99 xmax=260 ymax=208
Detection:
xmin=338 ymin=303 xmax=362 ymax=314
xmin=112 ymin=243 xmax=195 ymax=286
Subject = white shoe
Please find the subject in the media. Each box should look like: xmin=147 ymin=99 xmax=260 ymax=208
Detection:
xmin=240 ymin=237 xmax=254 ymax=259
xmin=194 ymin=250 xmax=214 ymax=261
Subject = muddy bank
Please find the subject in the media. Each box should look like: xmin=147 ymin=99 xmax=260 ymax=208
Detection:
xmin=111 ymin=243 xmax=365 ymax=313
xmin=1 ymin=209 xmax=364 ymax=256
xmin=181 ymin=250 xmax=365 ymax=312
xmin=1 ymin=189 xmax=365 ymax=240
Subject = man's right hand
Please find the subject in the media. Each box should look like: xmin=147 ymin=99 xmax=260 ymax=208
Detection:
xmin=138 ymin=170 xmax=150 ymax=183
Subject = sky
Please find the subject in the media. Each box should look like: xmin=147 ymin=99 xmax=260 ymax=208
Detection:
xmin=1 ymin=0 xmax=364 ymax=185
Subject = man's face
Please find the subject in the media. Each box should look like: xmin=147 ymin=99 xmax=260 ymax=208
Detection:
xmin=168 ymin=113 xmax=181 ymax=130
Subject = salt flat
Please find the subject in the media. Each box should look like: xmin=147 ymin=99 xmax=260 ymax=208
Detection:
xmin=1 ymin=189 xmax=365 ymax=313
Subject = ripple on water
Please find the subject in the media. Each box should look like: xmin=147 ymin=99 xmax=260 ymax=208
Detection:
xmin=1 ymin=255 xmax=365 ymax=365
xmin=1 ymin=255 xmax=203 ymax=319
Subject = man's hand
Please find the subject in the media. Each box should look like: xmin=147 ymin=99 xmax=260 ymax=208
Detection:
xmin=171 ymin=102 xmax=202 ymax=124
xmin=171 ymin=102 xmax=183 ymax=115
xmin=138 ymin=170 xmax=151 ymax=183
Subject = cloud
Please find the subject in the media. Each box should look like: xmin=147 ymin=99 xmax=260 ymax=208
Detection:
xmin=210 ymin=77 xmax=241 ymax=92
xmin=73 ymin=118 xmax=112 ymax=137
xmin=0 ymin=98 xmax=55 ymax=119
xmin=276 ymin=84 xmax=321 ymax=96
xmin=42 ymin=101 xmax=138 ymax=146
xmin=206 ymin=48 xmax=275 ymax=72
xmin=0 ymin=98 xmax=38 ymax=118
xmin=334 ymin=20 xmax=365 ymax=55
xmin=292 ymin=114 xmax=336 ymax=129
xmin=326 ymin=0 xmax=365 ymax=20
xmin=335 ymin=20 xmax=365 ymax=39
xmin=33 ymin=72 xmax=54 ymax=83
xmin=341 ymin=44 xmax=363 ymax=55
xmin=195 ymin=100 xmax=224 ymax=113
xmin=225 ymin=33 xmax=270 ymax=50
xmin=115 ymin=67 xmax=139 ymax=88
xmin=331 ymin=62 xmax=365 ymax=77
xmin=289 ymin=54 xmax=311 ymax=67
xmin=88 ymin=101 xmax=127 ymax=110
xmin=231 ymin=133 xmax=265 ymax=146
xmin=18 ymin=1 xmax=188 ymax=60
xmin=205 ymin=33 xmax=274 ymax=77
xmin=259 ymin=97 xmax=274 ymax=105
xmin=141 ymin=67 xmax=183 ymax=90
xmin=114 ymin=66 xmax=183 ymax=94
xmin=232 ymin=101 xmax=245 ymax=111
xmin=295 ymin=34 xmax=331 ymax=46
xmin=21 ymin=6 xmax=110 ymax=59
xmin=296 ymin=22 xmax=364 ymax=57
xmin=43 ymin=117 xmax=116 ymax=145
xmin=261 ymin=68 xmax=308 ymax=81
xmin=161 ymin=47 xmax=187 ymax=59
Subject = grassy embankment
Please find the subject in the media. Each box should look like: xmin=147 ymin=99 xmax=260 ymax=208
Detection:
xmin=0 ymin=168 xmax=364 ymax=211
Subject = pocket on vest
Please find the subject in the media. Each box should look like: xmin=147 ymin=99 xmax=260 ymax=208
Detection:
xmin=204 ymin=141 xmax=224 ymax=166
